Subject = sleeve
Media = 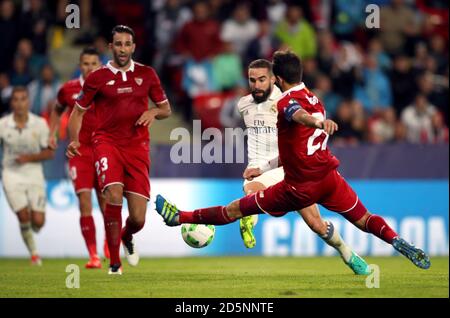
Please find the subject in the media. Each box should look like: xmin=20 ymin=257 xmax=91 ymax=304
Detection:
xmin=148 ymin=68 xmax=168 ymax=104
xmin=282 ymin=98 xmax=303 ymax=122
xmin=76 ymin=72 xmax=100 ymax=110
xmin=39 ymin=119 xmax=50 ymax=149
xmin=56 ymin=85 xmax=66 ymax=107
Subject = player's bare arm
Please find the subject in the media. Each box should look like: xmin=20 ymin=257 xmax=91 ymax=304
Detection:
xmin=292 ymin=109 xmax=339 ymax=135
xmin=48 ymin=102 xmax=67 ymax=150
xmin=135 ymin=100 xmax=172 ymax=127
xmin=66 ymin=104 xmax=86 ymax=158
xmin=15 ymin=148 xmax=55 ymax=164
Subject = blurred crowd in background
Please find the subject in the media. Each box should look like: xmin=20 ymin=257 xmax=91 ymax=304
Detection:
xmin=0 ymin=0 xmax=448 ymax=146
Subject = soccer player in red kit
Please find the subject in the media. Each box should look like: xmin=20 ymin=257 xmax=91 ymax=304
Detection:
xmin=156 ymin=51 xmax=431 ymax=270
xmin=67 ymin=25 xmax=172 ymax=275
xmin=49 ymin=47 xmax=108 ymax=269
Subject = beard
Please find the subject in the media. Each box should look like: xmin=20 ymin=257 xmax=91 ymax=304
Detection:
xmin=114 ymin=53 xmax=131 ymax=67
xmin=251 ymin=87 xmax=272 ymax=104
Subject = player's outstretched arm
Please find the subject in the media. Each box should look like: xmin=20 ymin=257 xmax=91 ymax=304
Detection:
xmin=292 ymin=109 xmax=338 ymax=135
xmin=66 ymin=104 xmax=85 ymax=158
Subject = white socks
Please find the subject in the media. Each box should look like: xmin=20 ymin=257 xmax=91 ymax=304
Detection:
xmin=320 ymin=221 xmax=353 ymax=263
xmin=20 ymin=222 xmax=37 ymax=256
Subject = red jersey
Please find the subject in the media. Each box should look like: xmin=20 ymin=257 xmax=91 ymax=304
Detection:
xmin=277 ymin=83 xmax=340 ymax=184
xmin=76 ymin=60 xmax=167 ymax=146
xmin=57 ymin=77 xmax=96 ymax=145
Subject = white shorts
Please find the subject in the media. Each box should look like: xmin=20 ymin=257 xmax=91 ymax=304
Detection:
xmin=243 ymin=166 xmax=284 ymax=189
xmin=2 ymin=180 xmax=46 ymax=213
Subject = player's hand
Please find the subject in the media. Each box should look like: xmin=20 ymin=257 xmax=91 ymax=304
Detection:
xmin=243 ymin=167 xmax=262 ymax=181
xmin=318 ymin=119 xmax=338 ymax=135
xmin=48 ymin=135 xmax=58 ymax=150
xmin=15 ymin=155 xmax=30 ymax=164
xmin=136 ymin=109 xmax=157 ymax=127
xmin=66 ymin=141 xmax=81 ymax=158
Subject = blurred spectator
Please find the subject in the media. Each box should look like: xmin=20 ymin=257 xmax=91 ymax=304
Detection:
xmin=417 ymin=0 xmax=449 ymax=41
xmin=332 ymin=100 xmax=365 ymax=146
xmin=93 ymin=36 xmax=112 ymax=65
xmin=389 ymin=55 xmax=417 ymax=115
xmin=367 ymin=37 xmax=391 ymax=72
xmin=212 ymin=43 xmax=245 ymax=91
xmin=174 ymin=1 xmax=223 ymax=61
xmin=379 ymin=0 xmax=420 ymax=55
xmin=274 ymin=4 xmax=317 ymax=59
xmin=316 ymin=29 xmax=339 ymax=75
xmin=368 ymin=107 xmax=397 ymax=144
xmin=354 ymin=54 xmax=392 ymax=114
xmin=330 ymin=42 xmax=362 ymax=99
xmin=331 ymin=0 xmax=366 ymax=41
xmin=412 ymin=41 xmax=429 ymax=74
xmin=431 ymin=112 xmax=449 ymax=143
xmin=0 ymin=0 xmax=19 ymax=72
xmin=429 ymin=34 xmax=448 ymax=75
xmin=0 ymin=72 xmax=12 ymax=116
xmin=9 ymin=56 xmax=33 ymax=86
xmin=416 ymin=71 xmax=449 ymax=122
xmin=19 ymin=0 xmax=52 ymax=55
xmin=16 ymin=38 xmax=47 ymax=79
xmin=220 ymin=3 xmax=259 ymax=57
xmin=209 ymin=0 xmax=234 ymax=22
xmin=244 ymin=20 xmax=280 ymax=66
xmin=266 ymin=0 xmax=287 ymax=26
xmin=313 ymin=74 xmax=341 ymax=118
xmin=401 ymin=94 xmax=437 ymax=143
xmin=28 ymin=64 xmax=60 ymax=116
xmin=302 ymin=58 xmax=320 ymax=88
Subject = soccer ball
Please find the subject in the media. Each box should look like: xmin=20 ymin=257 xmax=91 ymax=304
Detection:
xmin=181 ymin=223 xmax=215 ymax=248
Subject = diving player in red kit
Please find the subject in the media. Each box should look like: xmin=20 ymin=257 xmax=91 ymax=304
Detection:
xmin=67 ymin=25 xmax=172 ymax=275
xmin=155 ymin=51 xmax=430 ymax=270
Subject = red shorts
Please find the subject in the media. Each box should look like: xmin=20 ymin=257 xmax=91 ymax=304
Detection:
xmin=68 ymin=143 xmax=100 ymax=194
xmin=93 ymin=141 xmax=150 ymax=200
xmin=240 ymin=169 xmax=367 ymax=222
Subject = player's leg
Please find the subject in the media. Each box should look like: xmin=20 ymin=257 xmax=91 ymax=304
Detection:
xmin=95 ymin=190 xmax=110 ymax=259
xmin=121 ymin=192 xmax=147 ymax=266
xmin=93 ymin=142 xmax=125 ymax=274
xmin=240 ymin=181 xmax=264 ymax=248
xmin=78 ymin=191 xmax=102 ymax=268
xmin=103 ymin=184 xmax=124 ymax=274
xmin=322 ymin=170 xmax=430 ymax=269
xmin=28 ymin=183 xmax=47 ymax=265
xmin=298 ymin=204 xmax=370 ymax=275
xmin=156 ymin=180 xmax=296 ymax=226
xmin=16 ymin=208 xmax=41 ymax=265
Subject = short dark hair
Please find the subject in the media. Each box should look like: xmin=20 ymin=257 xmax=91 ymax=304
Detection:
xmin=248 ymin=59 xmax=273 ymax=73
xmin=272 ymin=51 xmax=303 ymax=84
xmin=11 ymin=86 xmax=28 ymax=97
xmin=111 ymin=25 xmax=135 ymax=43
xmin=80 ymin=47 xmax=100 ymax=60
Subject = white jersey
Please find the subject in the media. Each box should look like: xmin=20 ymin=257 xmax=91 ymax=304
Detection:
xmin=0 ymin=113 xmax=49 ymax=185
xmin=238 ymin=86 xmax=281 ymax=168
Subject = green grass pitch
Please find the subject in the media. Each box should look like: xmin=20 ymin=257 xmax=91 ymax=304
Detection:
xmin=0 ymin=256 xmax=448 ymax=298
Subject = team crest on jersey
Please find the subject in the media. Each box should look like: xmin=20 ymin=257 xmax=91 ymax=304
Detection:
xmin=106 ymin=80 xmax=115 ymax=86
xmin=135 ymin=77 xmax=143 ymax=86
xmin=270 ymin=104 xmax=277 ymax=114
xmin=72 ymin=93 xmax=78 ymax=100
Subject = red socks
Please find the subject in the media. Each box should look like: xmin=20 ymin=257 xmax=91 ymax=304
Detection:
xmin=104 ymin=203 xmax=122 ymax=266
xmin=179 ymin=206 xmax=234 ymax=225
xmin=80 ymin=216 xmax=97 ymax=258
xmin=121 ymin=217 xmax=144 ymax=242
xmin=365 ymin=214 xmax=398 ymax=244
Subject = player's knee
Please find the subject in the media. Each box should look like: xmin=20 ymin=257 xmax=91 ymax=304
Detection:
xmin=104 ymin=185 xmax=123 ymax=205
xmin=16 ymin=209 xmax=30 ymax=223
xmin=31 ymin=214 xmax=45 ymax=230
xmin=225 ymin=200 xmax=242 ymax=220
xmin=129 ymin=214 xmax=146 ymax=228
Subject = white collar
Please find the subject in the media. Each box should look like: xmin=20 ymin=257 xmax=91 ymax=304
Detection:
xmin=282 ymin=82 xmax=305 ymax=97
xmin=106 ymin=60 xmax=135 ymax=74
xmin=7 ymin=113 xmax=34 ymax=128
xmin=268 ymin=85 xmax=281 ymax=101
xmin=79 ymin=75 xmax=85 ymax=87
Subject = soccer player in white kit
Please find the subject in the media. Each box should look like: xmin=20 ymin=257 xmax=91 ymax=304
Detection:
xmin=237 ymin=59 xmax=369 ymax=274
xmin=0 ymin=87 xmax=54 ymax=265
